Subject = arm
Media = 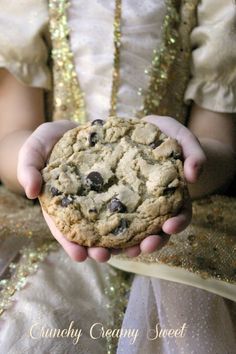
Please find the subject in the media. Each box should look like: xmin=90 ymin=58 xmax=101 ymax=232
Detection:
xmin=145 ymin=104 xmax=236 ymax=200
xmin=0 ymin=68 xmax=45 ymax=193
xmin=187 ymin=104 xmax=236 ymax=198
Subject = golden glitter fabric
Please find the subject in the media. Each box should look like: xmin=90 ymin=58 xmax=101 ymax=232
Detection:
xmin=0 ymin=241 xmax=58 ymax=316
xmin=109 ymin=0 xmax=122 ymax=117
xmin=0 ymin=187 xmax=58 ymax=315
xmin=48 ymin=0 xmax=199 ymax=126
xmin=138 ymin=0 xmax=199 ymax=124
xmin=49 ymin=0 xmax=123 ymax=123
xmin=110 ymin=195 xmax=236 ymax=288
xmin=49 ymin=0 xmax=86 ymax=124
xmin=0 ymin=185 xmax=132 ymax=352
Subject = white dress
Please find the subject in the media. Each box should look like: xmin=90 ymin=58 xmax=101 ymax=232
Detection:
xmin=0 ymin=0 xmax=236 ymax=353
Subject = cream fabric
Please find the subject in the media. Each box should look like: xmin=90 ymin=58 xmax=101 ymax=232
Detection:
xmin=0 ymin=0 xmax=51 ymax=90
xmin=184 ymin=0 xmax=236 ymax=112
xmin=0 ymin=249 xmax=112 ymax=354
xmin=68 ymin=0 xmax=166 ymax=121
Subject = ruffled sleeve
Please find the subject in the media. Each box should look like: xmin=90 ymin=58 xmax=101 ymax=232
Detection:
xmin=184 ymin=0 xmax=236 ymax=112
xmin=0 ymin=0 xmax=51 ymax=90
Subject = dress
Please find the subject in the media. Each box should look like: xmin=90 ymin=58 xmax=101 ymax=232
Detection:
xmin=0 ymin=0 xmax=236 ymax=353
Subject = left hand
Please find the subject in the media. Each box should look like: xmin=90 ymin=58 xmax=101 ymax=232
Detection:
xmin=135 ymin=115 xmax=206 ymax=253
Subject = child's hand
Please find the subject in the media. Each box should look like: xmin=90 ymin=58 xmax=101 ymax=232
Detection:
xmin=17 ymin=120 xmax=78 ymax=198
xmin=17 ymin=117 xmax=206 ymax=263
xmin=17 ymin=120 xmax=155 ymax=262
xmin=116 ymin=115 xmax=206 ymax=259
xmin=142 ymin=115 xmax=206 ymax=233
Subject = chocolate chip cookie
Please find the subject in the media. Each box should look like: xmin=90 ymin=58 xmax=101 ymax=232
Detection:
xmin=39 ymin=116 xmax=187 ymax=248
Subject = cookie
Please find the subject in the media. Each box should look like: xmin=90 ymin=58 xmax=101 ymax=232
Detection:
xmin=39 ymin=117 xmax=187 ymax=248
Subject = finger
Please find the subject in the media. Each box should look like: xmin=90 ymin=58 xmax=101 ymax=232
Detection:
xmin=140 ymin=234 xmax=170 ymax=253
xmin=111 ymin=249 xmax=122 ymax=255
xmin=17 ymin=121 xmax=77 ymax=199
xmin=42 ymin=210 xmax=88 ymax=262
xmin=162 ymin=197 xmax=192 ymax=234
xmin=17 ymin=146 xmax=44 ymax=199
xmin=144 ymin=116 xmax=206 ymax=183
xmin=125 ymin=245 xmax=141 ymax=257
xmin=179 ymin=131 xmax=206 ymax=183
xmin=184 ymin=154 xmax=205 ymax=184
xmin=29 ymin=120 xmax=77 ymax=159
xmin=87 ymin=247 xmax=111 ymax=262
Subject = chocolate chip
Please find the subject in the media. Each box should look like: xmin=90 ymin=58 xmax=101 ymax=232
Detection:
xmin=89 ymin=208 xmax=97 ymax=213
xmin=88 ymin=132 xmax=98 ymax=147
xmin=188 ymin=234 xmax=195 ymax=243
xmin=112 ymin=219 xmax=129 ymax=235
xmin=170 ymin=151 xmax=182 ymax=159
xmin=85 ymin=171 xmax=104 ymax=191
xmin=91 ymin=119 xmax=104 ymax=126
xmin=163 ymin=187 xmax=176 ymax=196
xmin=61 ymin=196 xmax=73 ymax=207
xmin=108 ymin=198 xmax=127 ymax=213
xmin=149 ymin=140 xmax=161 ymax=149
xmin=51 ymin=187 xmax=61 ymax=196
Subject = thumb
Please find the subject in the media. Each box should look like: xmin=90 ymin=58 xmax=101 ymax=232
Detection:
xmin=17 ymin=140 xmax=45 ymax=199
xmin=17 ymin=121 xmax=77 ymax=199
xmin=144 ymin=115 xmax=206 ymax=183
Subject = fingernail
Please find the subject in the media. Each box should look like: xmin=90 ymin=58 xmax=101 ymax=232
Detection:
xmin=25 ymin=186 xmax=31 ymax=199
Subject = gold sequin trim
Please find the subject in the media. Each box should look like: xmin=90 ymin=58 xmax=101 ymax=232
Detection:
xmin=49 ymin=0 xmax=123 ymax=122
xmin=138 ymin=0 xmax=180 ymax=117
xmin=49 ymin=0 xmax=86 ymax=124
xmin=109 ymin=0 xmax=122 ymax=117
xmin=138 ymin=0 xmax=199 ymax=123
xmin=48 ymin=0 xmax=199 ymax=124
xmin=0 ymin=241 xmax=58 ymax=315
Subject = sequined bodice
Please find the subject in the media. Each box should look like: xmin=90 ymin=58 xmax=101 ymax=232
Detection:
xmin=49 ymin=0 xmax=199 ymax=124
xmin=67 ymin=0 xmax=166 ymax=122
